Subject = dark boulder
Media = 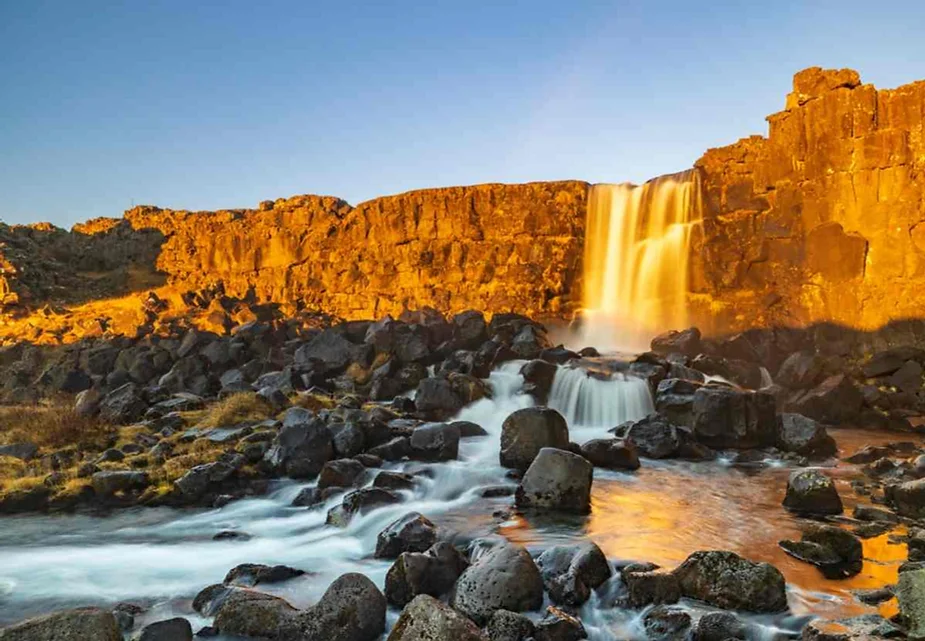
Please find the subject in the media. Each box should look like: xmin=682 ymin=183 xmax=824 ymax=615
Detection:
xmin=624 ymin=414 xmax=681 ymax=459
xmin=690 ymin=611 xmax=748 ymax=641
xmin=452 ymin=310 xmax=488 ymax=350
xmin=654 ymin=378 xmax=699 ymax=427
xmin=99 ymin=383 xmax=147 ymax=424
xmin=783 ymin=469 xmax=843 ymax=515
xmin=387 ymin=594 xmax=487 ymax=641
xmin=450 ymin=541 xmax=544 ymax=625
xmin=278 ymin=573 xmax=386 ymax=641
xmin=520 ymin=359 xmax=559 ymax=403
xmin=136 ymin=617 xmax=192 ymax=641
xmin=264 ymin=408 xmax=334 ymax=479
xmin=776 ymin=351 xmax=826 ymax=390
xmin=777 ymin=413 xmax=837 ymax=457
xmin=672 ymin=550 xmax=787 ymax=613
xmin=535 ymin=542 xmax=612 ymax=606
xmin=500 ymin=407 xmax=569 ymax=471
xmin=91 ymin=470 xmax=150 ymax=498
xmin=0 ymin=607 xmax=121 ymax=641
xmin=779 ymin=524 xmax=863 ymax=579
xmin=534 ymin=606 xmax=586 ymax=641
xmin=373 ymin=470 xmax=416 ymax=491
xmin=223 ymin=563 xmax=305 ymax=587
xmin=580 ymin=439 xmax=640 ymax=470
xmin=644 ymin=606 xmax=691 ymax=641
xmin=294 ymin=329 xmax=357 ymax=374
xmin=892 ymin=478 xmax=925 ymax=518
xmin=786 ymin=374 xmax=863 ymax=425
xmin=213 ymin=589 xmax=298 ymax=639
xmin=318 ymin=458 xmax=367 ymax=490
xmin=515 ymin=447 xmax=593 ymax=514
xmin=413 ymin=377 xmax=464 ymax=420
xmin=623 ymin=569 xmax=681 ymax=607
xmin=486 ymin=610 xmax=535 ymax=641
xmin=384 ymin=541 xmax=469 ymax=607
xmin=326 ymin=487 xmax=402 ymax=527
xmin=862 ymin=347 xmax=925 ymax=378
xmin=691 ymin=386 xmax=777 ymax=449
xmin=174 ymin=459 xmax=241 ymax=499
xmin=409 ymin=422 xmax=460 ymax=462
xmin=651 ymin=327 xmax=702 ymax=357
xmin=375 ymin=512 xmax=437 ymax=559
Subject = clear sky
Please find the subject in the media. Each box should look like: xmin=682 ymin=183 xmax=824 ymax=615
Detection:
xmin=2 ymin=0 xmax=923 ymax=227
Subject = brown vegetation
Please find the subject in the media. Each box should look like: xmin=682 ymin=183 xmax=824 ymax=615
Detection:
xmin=0 ymin=402 xmax=113 ymax=449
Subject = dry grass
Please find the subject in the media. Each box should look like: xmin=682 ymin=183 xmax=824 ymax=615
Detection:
xmin=292 ymin=392 xmax=336 ymax=412
xmin=198 ymin=393 xmax=272 ymax=428
xmin=0 ymin=475 xmax=45 ymax=493
xmin=0 ymin=455 xmax=26 ymax=479
xmin=0 ymin=403 xmax=113 ymax=450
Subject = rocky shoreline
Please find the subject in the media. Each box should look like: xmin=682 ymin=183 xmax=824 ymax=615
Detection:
xmin=2 ymin=305 xmax=925 ymax=639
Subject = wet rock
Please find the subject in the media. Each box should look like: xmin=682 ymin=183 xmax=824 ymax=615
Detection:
xmin=291 ymin=486 xmax=342 ymax=508
xmin=889 ymin=360 xmax=924 ymax=394
xmin=174 ymin=459 xmax=240 ymax=499
xmin=891 ymin=478 xmax=925 ymax=518
xmin=845 ymin=445 xmax=891 ymax=464
xmin=691 ymin=386 xmax=777 ymax=449
xmin=520 ymin=359 xmax=558 ymax=403
xmin=672 ymin=550 xmax=787 ymax=613
xmin=326 ymin=487 xmax=402 ymax=527
xmin=278 ymin=572 xmax=386 ymax=641
xmin=624 ymin=414 xmax=681 ymax=459
xmin=264 ymin=408 xmax=334 ymax=479
xmin=368 ymin=436 xmax=411 ymax=461
xmin=373 ymin=471 xmax=416 ymax=491
xmin=375 ymin=512 xmax=437 ymax=559
xmin=387 ymin=594 xmax=487 ymax=641
xmin=644 ymin=606 xmax=691 ymax=641
xmin=777 ymin=351 xmax=827 ymax=390
xmin=223 ymin=563 xmax=305 ymax=587
xmin=409 ymin=422 xmax=460 ymax=462
xmin=450 ymin=541 xmax=544 ymax=624
xmin=91 ymin=470 xmax=150 ymax=498
xmin=534 ymin=606 xmax=586 ymax=641
xmin=801 ymin=614 xmax=902 ymax=641
xmin=777 ymin=413 xmax=837 ymax=457
xmin=690 ymin=611 xmax=748 ymax=641
xmin=318 ymin=458 xmax=367 ymax=489
xmin=384 ymin=541 xmax=468 ymax=607
xmin=500 ymin=407 xmax=569 ymax=471
xmin=535 ymin=542 xmax=612 ymax=606
xmin=854 ymin=586 xmax=894 ymax=605
xmin=453 ymin=310 xmax=489 ymax=350
xmin=898 ymin=568 xmax=925 ymax=639
xmin=783 ymin=469 xmax=843 ymax=515
xmin=294 ymin=329 xmax=357 ymax=374
xmin=454 ymin=420 xmax=488 ymax=437
xmin=487 ymin=609 xmax=535 ymax=641
xmin=654 ymin=378 xmax=698 ymax=427
xmin=413 ymin=377 xmax=464 ymax=420
xmin=515 ymin=447 xmax=592 ymax=514
xmin=651 ymin=327 xmax=702 ymax=357
xmin=580 ymin=438 xmax=640 ymax=470
xmin=786 ymin=374 xmax=863 ymax=426
xmin=136 ymin=617 xmax=192 ymax=641
xmin=213 ymin=589 xmax=298 ymax=639
xmin=0 ymin=607 xmax=122 ymax=641
xmin=622 ymin=568 xmax=681 ymax=607
xmin=780 ymin=524 xmax=863 ymax=578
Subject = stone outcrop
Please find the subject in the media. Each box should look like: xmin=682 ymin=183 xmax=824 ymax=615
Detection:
xmin=1 ymin=67 xmax=923 ymax=343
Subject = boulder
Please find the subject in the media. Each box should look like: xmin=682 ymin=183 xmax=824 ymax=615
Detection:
xmin=624 ymin=414 xmax=681 ymax=459
xmin=623 ymin=568 xmax=681 ymax=607
xmin=801 ymin=614 xmax=902 ymax=641
xmin=534 ymin=606 xmax=586 ymax=641
xmin=779 ymin=524 xmax=863 ymax=579
xmin=863 ymin=347 xmax=925 ymax=378
xmin=515 ymin=447 xmax=593 ymax=514
xmin=136 ymin=618 xmax=192 ymax=641
xmin=223 ymin=563 xmax=305 ymax=587
xmin=691 ymin=386 xmax=777 ymax=449
xmin=294 ymin=329 xmax=357 ymax=374
xmin=783 ymin=469 xmax=843 ymax=515
xmin=213 ymin=589 xmax=298 ymax=639
xmin=91 ymin=470 xmax=150 ymax=498
xmin=892 ymin=478 xmax=925 ymax=518
xmin=278 ymin=573 xmax=386 ymax=641
xmin=898 ymin=568 xmax=925 ymax=640
xmin=654 ymin=378 xmax=698 ymax=427
xmin=413 ymin=377 xmax=464 ymax=420
xmin=500 ymin=407 xmax=569 ymax=471
xmin=384 ymin=541 xmax=468 ymax=607
xmin=520 ymin=359 xmax=559 ymax=403
xmin=326 ymin=487 xmax=402 ymax=527
xmin=318 ymin=458 xmax=367 ymax=490
xmin=535 ymin=542 xmax=612 ymax=606
xmin=375 ymin=512 xmax=438 ymax=559
xmin=651 ymin=327 xmax=702 ymax=357
xmin=690 ymin=611 xmax=748 ymax=641
xmin=450 ymin=541 xmax=544 ymax=624
xmin=409 ymin=422 xmax=460 ymax=462
xmin=889 ymin=360 xmax=923 ymax=393
xmin=0 ymin=607 xmax=121 ymax=641
xmin=786 ymin=374 xmax=863 ymax=425
xmin=672 ymin=550 xmax=787 ymax=613
xmin=387 ymin=595 xmax=487 ymax=641
xmin=373 ymin=471 xmax=416 ymax=492
xmin=486 ymin=610 xmax=536 ymax=641
xmin=264 ymin=408 xmax=334 ymax=479
xmin=776 ymin=351 xmax=826 ymax=390
xmin=453 ymin=311 xmax=488 ymax=350
xmin=0 ymin=443 xmax=38 ymax=461
xmin=777 ymin=413 xmax=837 ymax=457
xmin=579 ymin=439 xmax=640 ymax=470
xmin=644 ymin=606 xmax=691 ymax=641
xmin=174 ymin=459 xmax=240 ymax=499
xmin=98 ymin=383 xmax=147 ymax=424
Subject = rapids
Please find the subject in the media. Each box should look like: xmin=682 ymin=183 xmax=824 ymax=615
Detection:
xmin=0 ymin=362 xmax=908 ymax=638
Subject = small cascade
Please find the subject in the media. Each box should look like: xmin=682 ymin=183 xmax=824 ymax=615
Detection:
xmin=548 ymin=365 xmax=653 ymax=436
xmin=577 ymin=170 xmax=702 ymax=353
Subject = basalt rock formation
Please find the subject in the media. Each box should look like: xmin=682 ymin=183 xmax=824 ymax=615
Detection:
xmin=1 ymin=67 xmax=923 ymax=344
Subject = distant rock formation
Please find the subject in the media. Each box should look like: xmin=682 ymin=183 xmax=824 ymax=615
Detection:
xmin=1 ymin=67 xmax=923 ymax=343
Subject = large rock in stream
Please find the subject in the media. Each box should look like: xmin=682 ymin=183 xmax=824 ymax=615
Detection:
xmin=278 ymin=573 xmax=386 ymax=641
xmin=779 ymin=524 xmax=863 ymax=579
xmin=500 ymin=407 xmax=569 ymax=471
xmin=0 ymin=608 xmax=121 ymax=641
xmin=387 ymin=595 xmax=487 ymax=641
xmin=385 ymin=541 xmax=469 ymax=607
xmin=672 ymin=550 xmax=788 ymax=613
xmin=449 ymin=541 xmax=544 ymax=625
xmin=783 ymin=469 xmax=843 ymax=515
xmin=535 ymin=542 xmax=613 ymax=606
xmin=264 ymin=407 xmax=334 ymax=479
xmin=691 ymin=386 xmax=777 ymax=449
xmin=515 ymin=447 xmax=592 ymax=513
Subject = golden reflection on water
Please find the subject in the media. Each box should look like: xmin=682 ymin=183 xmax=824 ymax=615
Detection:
xmin=501 ymin=429 xmax=910 ymax=620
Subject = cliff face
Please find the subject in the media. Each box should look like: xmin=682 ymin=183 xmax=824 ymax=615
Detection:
xmin=2 ymin=67 xmax=924 ymax=344
xmin=691 ymin=67 xmax=925 ymax=334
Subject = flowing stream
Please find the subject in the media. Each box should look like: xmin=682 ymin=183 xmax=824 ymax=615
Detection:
xmin=0 ymin=362 xmax=908 ymax=637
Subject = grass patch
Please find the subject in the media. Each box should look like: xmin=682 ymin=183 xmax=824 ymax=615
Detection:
xmin=0 ymin=455 xmax=26 ymax=479
xmin=0 ymin=403 xmax=113 ymax=450
xmin=198 ymin=393 xmax=272 ymax=428
xmin=292 ymin=392 xmax=336 ymax=412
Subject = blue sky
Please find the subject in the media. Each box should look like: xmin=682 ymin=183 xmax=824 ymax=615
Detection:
xmin=2 ymin=0 xmax=923 ymax=227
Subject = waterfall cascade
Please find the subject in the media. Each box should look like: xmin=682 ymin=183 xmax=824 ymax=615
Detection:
xmin=577 ymin=170 xmax=702 ymax=353
xmin=547 ymin=365 xmax=653 ymax=437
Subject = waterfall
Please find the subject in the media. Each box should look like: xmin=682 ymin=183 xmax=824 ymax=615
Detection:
xmin=577 ymin=170 xmax=702 ymax=353
xmin=548 ymin=366 xmax=653 ymax=438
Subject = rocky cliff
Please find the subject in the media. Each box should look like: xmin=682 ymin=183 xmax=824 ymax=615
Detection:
xmin=1 ymin=67 xmax=923 ymax=343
